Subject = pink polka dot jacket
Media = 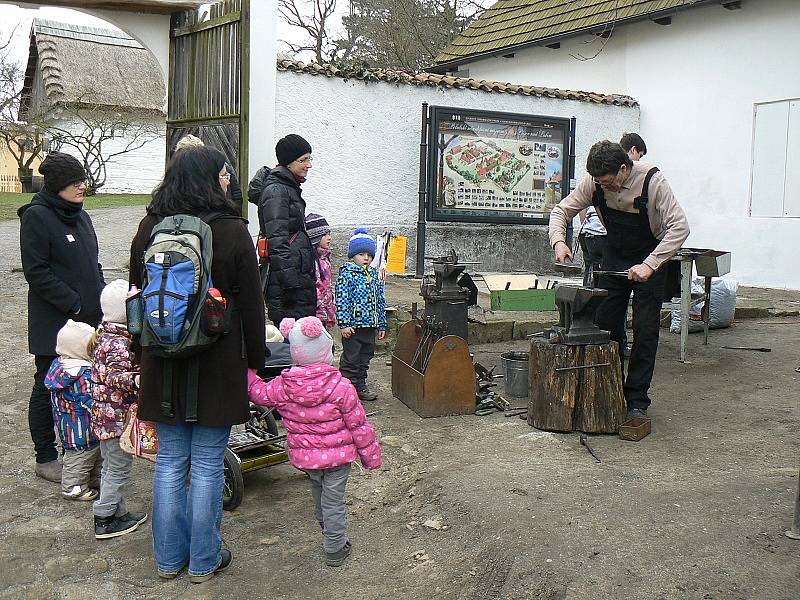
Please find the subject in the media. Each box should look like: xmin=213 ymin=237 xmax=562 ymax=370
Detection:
xmin=247 ymin=364 xmax=382 ymax=471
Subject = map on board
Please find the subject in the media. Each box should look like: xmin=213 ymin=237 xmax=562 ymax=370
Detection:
xmin=445 ymin=139 xmax=531 ymax=193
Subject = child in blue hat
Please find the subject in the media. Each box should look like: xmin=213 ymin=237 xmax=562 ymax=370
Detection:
xmin=334 ymin=228 xmax=387 ymax=401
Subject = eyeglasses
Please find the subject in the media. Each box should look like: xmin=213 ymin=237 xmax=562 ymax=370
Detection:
xmin=593 ymin=166 xmax=625 ymax=188
xmin=294 ymin=157 xmax=313 ymax=165
xmin=70 ymin=180 xmax=87 ymax=188
xmin=219 ymin=173 xmax=231 ymax=181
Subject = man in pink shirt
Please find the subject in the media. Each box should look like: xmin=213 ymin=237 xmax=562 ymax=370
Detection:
xmin=550 ymin=140 xmax=689 ymax=420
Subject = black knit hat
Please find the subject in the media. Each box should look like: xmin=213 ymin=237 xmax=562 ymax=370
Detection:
xmin=275 ymin=134 xmax=312 ymax=166
xmin=39 ymin=152 xmax=86 ymax=193
xmin=305 ymin=213 xmax=330 ymax=246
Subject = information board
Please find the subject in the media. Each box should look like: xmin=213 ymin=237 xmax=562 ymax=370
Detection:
xmin=427 ymin=106 xmax=572 ymax=225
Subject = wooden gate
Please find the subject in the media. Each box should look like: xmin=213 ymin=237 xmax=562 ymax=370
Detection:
xmin=167 ymin=0 xmax=250 ymax=186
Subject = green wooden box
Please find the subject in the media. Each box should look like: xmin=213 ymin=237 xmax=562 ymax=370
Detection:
xmin=489 ymin=289 xmax=556 ymax=311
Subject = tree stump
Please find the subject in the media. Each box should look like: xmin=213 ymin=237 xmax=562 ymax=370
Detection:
xmin=527 ymin=339 xmax=625 ymax=433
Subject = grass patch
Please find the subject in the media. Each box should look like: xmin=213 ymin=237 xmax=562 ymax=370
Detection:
xmin=0 ymin=192 xmax=150 ymax=221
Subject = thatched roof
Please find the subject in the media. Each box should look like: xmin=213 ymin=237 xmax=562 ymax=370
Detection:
xmin=14 ymin=1 xmax=203 ymax=14
xmin=21 ymin=19 xmax=166 ymax=118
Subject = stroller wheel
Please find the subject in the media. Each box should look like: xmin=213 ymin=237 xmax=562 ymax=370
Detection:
xmin=248 ymin=405 xmax=279 ymax=437
xmin=223 ymin=448 xmax=244 ymax=511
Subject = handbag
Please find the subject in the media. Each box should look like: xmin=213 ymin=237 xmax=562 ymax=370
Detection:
xmin=119 ymin=403 xmax=159 ymax=462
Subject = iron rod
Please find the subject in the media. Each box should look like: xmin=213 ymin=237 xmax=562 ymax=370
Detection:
xmin=554 ymin=362 xmax=610 ymax=372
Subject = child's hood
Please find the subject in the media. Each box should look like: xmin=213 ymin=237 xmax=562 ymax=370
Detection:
xmin=280 ymin=364 xmax=346 ymax=407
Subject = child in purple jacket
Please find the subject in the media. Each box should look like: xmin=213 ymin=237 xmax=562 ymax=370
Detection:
xmin=247 ymin=316 xmax=381 ymax=567
xmin=45 ymin=319 xmax=102 ymax=501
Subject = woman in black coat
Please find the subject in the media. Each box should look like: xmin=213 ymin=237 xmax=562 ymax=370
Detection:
xmin=19 ymin=152 xmax=104 ymax=483
xmin=128 ymin=146 xmax=265 ymax=582
xmin=258 ymin=134 xmax=317 ymax=325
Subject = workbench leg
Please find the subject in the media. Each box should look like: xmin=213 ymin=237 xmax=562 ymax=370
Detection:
xmin=703 ymin=276 xmax=712 ymax=346
xmin=679 ymin=259 xmax=692 ymax=362
xmin=786 ymin=467 xmax=800 ymax=540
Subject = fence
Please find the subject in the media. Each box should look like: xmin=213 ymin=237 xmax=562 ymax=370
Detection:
xmin=0 ymin=175 xmax=21 ymax=193
xmin=168 ymin=0 xmax=249 ymax=184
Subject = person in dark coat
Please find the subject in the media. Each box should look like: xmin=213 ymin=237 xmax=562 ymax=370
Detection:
xmin=18 ymin=152 xmax=105 ymax=483
xmin=174 ymin=134 xmax=244 ymax=215
xmin=258 ymin=134 xmax=317 ymax=325
xmin=128 ymin=146 xmax=265 ymax=582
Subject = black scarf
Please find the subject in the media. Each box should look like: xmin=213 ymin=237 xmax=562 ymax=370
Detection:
xmin=36 ymin=189 xmax=84 ymax=225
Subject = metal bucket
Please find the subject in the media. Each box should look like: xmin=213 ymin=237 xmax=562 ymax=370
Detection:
xmin=500 ymin=351 xmax=530 ymax=398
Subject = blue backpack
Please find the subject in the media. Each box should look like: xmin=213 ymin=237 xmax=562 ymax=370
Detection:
xmin=135 ymin=214 xmax=229 ymax=421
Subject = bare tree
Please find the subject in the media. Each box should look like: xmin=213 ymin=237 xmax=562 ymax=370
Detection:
xmin=278 ymin=0 xmax=485 ymax=69
xmin=278 ymin=0 xmax=357 ymax=64
xmin=0 ymin=25 xmax=47 ymax=191
xmin=45 ymin=94 xmax=160 ymax=195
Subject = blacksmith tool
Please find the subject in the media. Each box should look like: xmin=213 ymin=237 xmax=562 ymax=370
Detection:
xmin=543 ymin=285 xmax=610 ymax=345
xmin=720 ymin=346 xmax=772 ymax=352
xmin=554 ymin=362 xmax=611 ymax=372
xmin=579 ymin=433 xmax=601 ymax=463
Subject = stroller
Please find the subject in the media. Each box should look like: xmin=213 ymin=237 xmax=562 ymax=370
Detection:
xmin=223 ymin=342 xmax=293 ymax=510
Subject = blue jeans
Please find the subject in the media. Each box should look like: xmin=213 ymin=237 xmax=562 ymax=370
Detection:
xmin=152 ymin=422 xmax=230 ymax=577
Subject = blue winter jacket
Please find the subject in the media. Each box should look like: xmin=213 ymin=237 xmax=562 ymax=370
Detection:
xmin=335 ymin=262 xmax=387 ymax=331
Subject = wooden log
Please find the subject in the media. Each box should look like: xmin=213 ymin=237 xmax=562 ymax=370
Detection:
xmin=528 ymin=339 xmax=625 ymax=433
xmin=573 ymin=343 xmax=625 ymax=433
xmin=528 ymin=340 xmax=581 ymax=432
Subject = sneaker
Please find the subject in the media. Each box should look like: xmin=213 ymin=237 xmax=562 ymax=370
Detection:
xmin=95 ymin=514 xmax=139 ymax=540
xmin=625 ymin=408 xmax=648 ymax=421
xmin=62 ymin=485 xmax=98 ymax=501
xmin=118 ymin=511 xmax=148 ymax=527
xmin=325 ymin=541 xmax=352 ymax=567
xmin=189 ymin=549 xmax=232 ymax=584
xmin=357 ymin=386 xmax=378 ymax=402
xmin=34 ymin=460 xmax=62 ymax=483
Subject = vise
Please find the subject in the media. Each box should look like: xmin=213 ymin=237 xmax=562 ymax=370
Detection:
xmin=420 ymin=249 xmax=478 ymax=342
xmin=544 ymin=284 xmax=610 ymax=345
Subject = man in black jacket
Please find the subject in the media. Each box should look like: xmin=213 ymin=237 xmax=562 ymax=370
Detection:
xmin=19 ymin=152 xmax=105 ymax=482
xmin=258 ymin=134 xmax=317 ymax=325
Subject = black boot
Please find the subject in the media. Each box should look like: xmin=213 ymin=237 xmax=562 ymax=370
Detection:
xmin=94 ymin=514 xmax=139 ymax=540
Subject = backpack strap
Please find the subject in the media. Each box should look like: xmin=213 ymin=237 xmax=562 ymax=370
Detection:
xmin=184 ymin=359 xmax=200 ymax=423
xmin=161 ymin=361 xmax=174 ymax=419
xmin=634 ymin=167 xmax=660 ymax=216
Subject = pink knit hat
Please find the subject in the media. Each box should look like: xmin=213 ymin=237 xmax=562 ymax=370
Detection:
xmin=279 ymin=317 xmax=333 ymax=366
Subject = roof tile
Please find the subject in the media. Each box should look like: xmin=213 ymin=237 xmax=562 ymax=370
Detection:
xmin=276 ymin=57 xmax=637 ymax=106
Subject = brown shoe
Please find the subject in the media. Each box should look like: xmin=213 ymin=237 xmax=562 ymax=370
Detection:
xmin=34 ymin=460 xmax=62 ymax=483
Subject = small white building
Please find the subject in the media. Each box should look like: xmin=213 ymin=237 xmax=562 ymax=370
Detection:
xmin=20 ymin=18 xmax=166 ymax=194
xmin=433 ymin=0 xmax=800 ymax=289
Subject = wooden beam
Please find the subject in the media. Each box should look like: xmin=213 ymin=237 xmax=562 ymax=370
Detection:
xmin=171 ymin=12 xmax=241 ymax=37
xmin=15 ymin=0 xmax=204 ymax=14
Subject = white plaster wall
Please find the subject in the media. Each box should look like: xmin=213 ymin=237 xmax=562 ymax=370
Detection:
xmin=247 ymin=0 xmax=278 ymax=235
xmin=461 ymin=0 xmax=800 ymax=289
xmin=274 ymin=71 xmax=638 ymax=229
xmin=50 ymin=113 xmax=165 ymax=194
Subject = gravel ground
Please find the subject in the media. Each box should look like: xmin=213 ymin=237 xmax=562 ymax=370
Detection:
xmin=0 ymin=207 xmax=797 ymax=599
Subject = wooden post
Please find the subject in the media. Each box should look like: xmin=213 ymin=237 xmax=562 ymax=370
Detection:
xmin=528 ymin=339 xmax=625 ymax=433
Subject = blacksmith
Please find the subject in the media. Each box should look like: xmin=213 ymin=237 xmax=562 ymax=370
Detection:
xmin=549 ymin=140 xmax=689 ymax=420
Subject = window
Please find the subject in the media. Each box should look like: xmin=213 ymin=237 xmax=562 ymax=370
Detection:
xmin=750 ymin=98 xmax=800 ymax=217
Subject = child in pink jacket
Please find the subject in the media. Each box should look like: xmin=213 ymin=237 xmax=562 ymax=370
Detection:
xmin=247 ymin=316 xmax=381 ymax=567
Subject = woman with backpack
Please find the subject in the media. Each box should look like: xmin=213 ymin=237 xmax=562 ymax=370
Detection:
xmin=128 ymin=146 xmax=266 ymax=583
xmin=254 ymin=134 xmax=317 ymax=325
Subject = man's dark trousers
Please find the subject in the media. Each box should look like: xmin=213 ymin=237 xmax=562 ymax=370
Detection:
xmin=30 ymin=355 xmax=58 ymax=464
xmin=595 ymin=260 xmax=666 ymax=411
xmin=339 ymin=327 xmax=376 ymax=392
